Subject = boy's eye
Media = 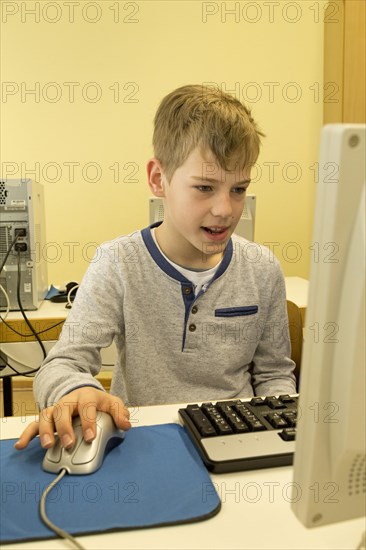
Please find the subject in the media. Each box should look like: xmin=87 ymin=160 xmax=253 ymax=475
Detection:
xmin=196 ymin=185 xmax=213 ymax=192
xmin=194 ymin=185 xmax=248 ymax=194
xmin=232 ymin=187 xmax=247 ymax=195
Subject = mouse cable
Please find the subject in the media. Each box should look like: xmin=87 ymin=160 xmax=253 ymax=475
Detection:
xmin=40 ymin=469 xmax=86 ymax=550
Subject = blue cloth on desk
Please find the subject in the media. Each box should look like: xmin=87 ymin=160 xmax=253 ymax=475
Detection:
xmin=0 ymin=423 xmax=220 ymax=544
xmin=44 ymin=285 xmax=60 ymax=299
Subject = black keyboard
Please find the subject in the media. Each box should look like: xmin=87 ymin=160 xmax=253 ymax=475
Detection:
xmin=178 ymin=394 xmax=298 ymax=473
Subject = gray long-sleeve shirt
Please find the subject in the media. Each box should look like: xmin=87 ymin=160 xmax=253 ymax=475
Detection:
xmin=34 ymin=225 xmax=296 ymax=409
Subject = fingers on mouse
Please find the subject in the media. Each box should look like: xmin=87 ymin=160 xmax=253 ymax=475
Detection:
xmin=42 ymin=412 xmax=125 ymax=475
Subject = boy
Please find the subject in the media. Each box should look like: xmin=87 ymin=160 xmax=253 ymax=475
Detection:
xmin=16 ymin=84 xmax=296 ymax=451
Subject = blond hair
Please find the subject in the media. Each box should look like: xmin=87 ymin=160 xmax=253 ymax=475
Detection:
xmin=153 ymin=84 xmax=264 ymax=182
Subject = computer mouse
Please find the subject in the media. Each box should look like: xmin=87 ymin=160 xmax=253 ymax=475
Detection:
xmin=42 ymin=412 xmax=125 ymax=475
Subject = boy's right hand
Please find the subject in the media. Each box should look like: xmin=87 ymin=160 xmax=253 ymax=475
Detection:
xmin=14 ymin=387 xmax=132 ymax=451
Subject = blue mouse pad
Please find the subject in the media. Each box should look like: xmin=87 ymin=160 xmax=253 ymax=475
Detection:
xmin=0 ymin=423 xmax=221 ymax=544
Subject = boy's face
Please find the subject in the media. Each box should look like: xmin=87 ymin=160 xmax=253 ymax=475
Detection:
xmin=148 ymin=147 xmax=252 ymax=269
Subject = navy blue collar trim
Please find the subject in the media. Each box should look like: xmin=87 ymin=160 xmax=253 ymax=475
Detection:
xmin=141 ymin=223 xmax=233 ymax=285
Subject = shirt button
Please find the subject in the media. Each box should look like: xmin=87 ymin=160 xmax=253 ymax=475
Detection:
xmin=183 ymin=287 xmax=192 ymax=295
xmin=191 ymin=306 xmax=198 ymax=314
xmin=189 ymin=323 xmax=196 ymax=332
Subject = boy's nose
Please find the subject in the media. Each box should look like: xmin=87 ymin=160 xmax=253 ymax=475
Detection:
xmin=210 ymin=193 xmax=234 ymax=219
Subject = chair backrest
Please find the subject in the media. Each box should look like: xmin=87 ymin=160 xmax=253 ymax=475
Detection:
xmin=286 ymin=300 xmax=303 ymax=389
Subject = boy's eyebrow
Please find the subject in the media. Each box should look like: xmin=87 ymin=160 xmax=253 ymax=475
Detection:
xmin=191 ymin=176 xmax=251 ymax=185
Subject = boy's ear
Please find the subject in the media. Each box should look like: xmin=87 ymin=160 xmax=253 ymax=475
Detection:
xmin=146 ymin=158 xmax=166 ymax=197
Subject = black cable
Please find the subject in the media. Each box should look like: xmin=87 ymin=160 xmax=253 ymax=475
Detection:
xmin=1 ymin=234 xmax=65 ymax=340
xmin=0 ymin=315 xmax=64 ymax=337
xmin=0 ymin=352 xmax=40 ymax=377
xmin=16 ymin=251 xmax=47 ymax=359
xmin=0 ymin=239 xmax=47 ymax=385
xmin=0 ymin=233 xmax=19 ymax=274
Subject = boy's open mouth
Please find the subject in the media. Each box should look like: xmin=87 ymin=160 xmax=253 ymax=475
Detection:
xmin=201 ymin=226 xmax=228 ymax=235
xmin=201 ymin=226 xmax=230 ymax=242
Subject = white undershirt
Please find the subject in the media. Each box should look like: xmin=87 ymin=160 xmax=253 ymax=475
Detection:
xmin=151 ymin=228 xmax=221 ymax=295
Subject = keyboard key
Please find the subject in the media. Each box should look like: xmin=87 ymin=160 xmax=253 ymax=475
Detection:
xmin=283 ymin=411 xmax=297 ymax=427
xmin=235 ymin=404 xmax=252 ymax=417
xmin=250 ymin=397 xmax=265 ymax=406
xmin=247 ymin=420 xmax=266 ymax=431
xmin=200 ymin=404 xmax=233 ymax=435
xmin=215 ymin=403 xmax=233 ymax=415
xmin=266 ymin=413 xmax=288 ymax=429
xmin=185 ymin=405 xmax=216 ymax=436
xmin=201 ymin=403 xmax=219 ymax=415
xmin=279 ymin=428 xmax=297 ymax=441
xmin=215 ymin=400 xmax=242 ymax=408
xmin=214 ymin=403 xmax=250 ymax=433
xmin=213 ymin=420 xmax=233 ymax=435
xmin=226 ymin=413 xmax=250 ymax=433
xmin=198 ymin=424 xmax=217 ymax=437
xmin=279 ymin=394 xmax=296 ymax=404
xmin=264 ymin=397 xmax=286 ymax=409
xmin=235 ymin=406 xmax=266 ymax=431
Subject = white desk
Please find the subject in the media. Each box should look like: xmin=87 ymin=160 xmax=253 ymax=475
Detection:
xmin=3 ymin=300 xmax=69 ymax=322
xmin=1 ymin=406 xmax=364 ymax=550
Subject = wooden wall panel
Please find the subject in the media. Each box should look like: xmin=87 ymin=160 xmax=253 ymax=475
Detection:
xmin=324 ymin=0 xmax=365 ymax=123
xmin=343 ymin=0 xmax=366 ymax=122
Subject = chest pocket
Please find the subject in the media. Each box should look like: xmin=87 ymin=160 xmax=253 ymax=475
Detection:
xmin=214 ymin=306 xmax=258 ymax=317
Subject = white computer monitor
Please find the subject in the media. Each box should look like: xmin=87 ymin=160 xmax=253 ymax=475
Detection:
xmin=149 ymin=195 xmax=256 ymax=241
xmin=292 ymin=124 xmax=366 ymax=527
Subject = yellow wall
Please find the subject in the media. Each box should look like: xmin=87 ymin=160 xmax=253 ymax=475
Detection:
xmin=1 ymin=0 xmax=325 ymax=283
